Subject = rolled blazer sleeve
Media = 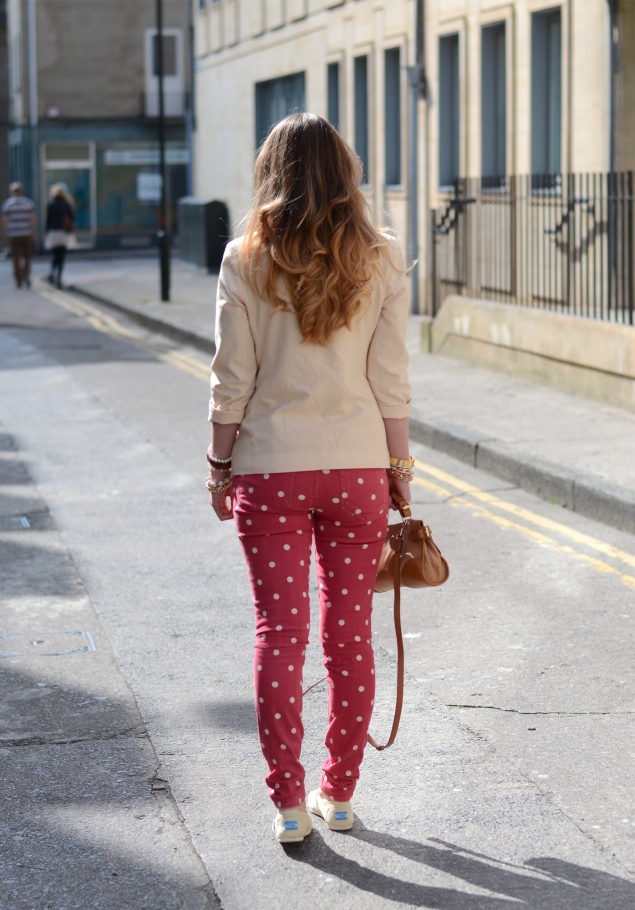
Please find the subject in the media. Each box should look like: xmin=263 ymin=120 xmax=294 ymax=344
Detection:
xmin=366 ymin=239 xmax=412 ymax=419
xmin=208 ymin=250 xmax=257 ymax=424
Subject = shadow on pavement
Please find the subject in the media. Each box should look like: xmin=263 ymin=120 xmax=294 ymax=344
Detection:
xmin=287 ymin=820 xmax=635 ymax=908
xmin=198 ymin=698 xmax=257 ymax=735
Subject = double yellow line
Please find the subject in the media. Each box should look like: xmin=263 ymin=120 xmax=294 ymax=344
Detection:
xmin=413 ymin=459 xmax=635 ymax=590
xmin=36 ymin=280 xmax=210 ymax=381
xmin=38 ymin=280 xmax=635 ymax=590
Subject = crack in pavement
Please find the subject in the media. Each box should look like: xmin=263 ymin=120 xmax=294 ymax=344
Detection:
xmin=0 ymin=722 xmax=148 ymax=747
xmin=446 ymin=704 xmax=635 ymax=716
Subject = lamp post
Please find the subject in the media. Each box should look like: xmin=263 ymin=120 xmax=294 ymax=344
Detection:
xmin=156 ymin=0 xmax=171 ymax=301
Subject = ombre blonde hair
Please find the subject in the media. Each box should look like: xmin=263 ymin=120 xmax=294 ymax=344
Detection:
xmin=238 ymin=113 xmax=386 ymax=345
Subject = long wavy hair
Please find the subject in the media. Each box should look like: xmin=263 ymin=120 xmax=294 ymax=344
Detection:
xmin=238 ymin=113 xmax=386 ymax=345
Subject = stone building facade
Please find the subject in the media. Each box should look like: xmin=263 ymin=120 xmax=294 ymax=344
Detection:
xmin=193 ymin=0 xmax=632 ymax=311
xmin=6 ymin=0 xmax=190 ymax=248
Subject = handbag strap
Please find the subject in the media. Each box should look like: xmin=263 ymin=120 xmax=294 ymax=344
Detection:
xmin=367 ymin=497 xmax=408 ymax=751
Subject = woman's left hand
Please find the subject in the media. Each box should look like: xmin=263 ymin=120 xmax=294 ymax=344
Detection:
xmin=210 ymin=486 xmax=234 ymax=521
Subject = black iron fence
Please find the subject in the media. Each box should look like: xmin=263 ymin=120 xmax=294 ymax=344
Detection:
xmin=430 ymin=173 xmax=634 ymax=325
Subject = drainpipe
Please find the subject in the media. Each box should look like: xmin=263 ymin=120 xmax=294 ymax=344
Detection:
xmin=27 ymin=0 xmax=39 ymax=240
xmin=185 ymin=0 xmax=195 ymax=196
xmin=406 ymin=0 xmax=427 ymax=313
xmin=607 ymin=0 xmax=618 ymax=171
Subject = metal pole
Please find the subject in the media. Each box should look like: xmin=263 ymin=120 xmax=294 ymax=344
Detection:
xmin=185 ymin=0 xmax=195 ymax=196
xmin=156 ymin=0 xmax=171 ymax=301
xmin=27 ymin=0 xmax=39 ymax=242
xmin=406 ymin=0 xmax=427 ymax=314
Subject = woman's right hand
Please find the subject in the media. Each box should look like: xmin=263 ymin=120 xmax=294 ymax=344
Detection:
xmin=387 ymin=474 xmax=411 ymax=508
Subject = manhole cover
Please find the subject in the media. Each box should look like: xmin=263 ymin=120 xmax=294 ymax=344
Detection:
xmin=0 ymin=630 xmax=97 ymax=658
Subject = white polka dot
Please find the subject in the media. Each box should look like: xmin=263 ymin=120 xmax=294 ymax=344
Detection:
xmin=273 ymin=593 xmax=280 ymax=600
xmin=346 ymin=771 xmax=352 ymax=777
xmin=329 ymin=571 xmax=334 ymax=578
xmin=300 ymin=560 xmax=305 ymax=566
xmin=381 ymin=478 xmax=384 ymax=484
xmin=353 ymin=744 xmax=358 ymax=751
xmin=261 ymin=505 xmax=268 ymax=511
xmin=262 ymin=610 xmax=267 ymax=617
xmin=342 ymin=492 xmax=348 ymax=499
xmin=246 ymin=519 xmax=252 ymax=526
xmin=342 ymin=588 xmax=348 ymax=595
xmin=355 ymin=509 xmax=362 ymax=515
xmin=341 ymin=729 xmax=347 ymax=735
xmin=319 ymin=525 xmax=325 ymax=531
xmin=272 ymin=681 xmax=279 ymax=688
xmin=257 ymin=665 xmax=263 ymax=671
xmin=338 ymin=643 xmax=344 ymax=648
xmin=326 ymin=601 xmax=332 ymax=607
xmin=252 ymin=547 xmax=258 ymax=553
xmin=348 ymin=533 xmax=355 ymax=539
xmin=259 ymin=697 xmax=264 ymax=703
xmin=264 ymin=728 xmax=270 ymax=734
xmin=342 ymin=670 xmax=348 ymax=676
xmin=276 ymin=625 xmax=282 ymax=631
xmin=332 ymin=498 xmax=340 ymax=504
xmin=331 ymin=542 xmax=337 ymax=547
xmin=291 ymin=607 xmax=298 ymax=614
xmin=372 ymin=559 xmax=376 ymax=565
xmin=264 ymin=473 xmax=270 ymax=479
xmin=338 ymin=619 xmax=345 ymax=625
xmin=281 ymin=744 xmax=287 ymax=750
xmin=302 ymin=592 xmax=307 ymax=598
xmin=355 ymin=605 xmax=361 ymax=611
xmin=257 ymin=579 xmax=263 ymax=586
xmin=287 ymin=576 xmax=293 ymax=583
xmin=285 ymin=772 xmax=291 ymax=778
xmin=358 ymin=574 xmax=364 ymax=580
xmin=323 ymin=632 xmax=329 ymax=639
xmin=371 ymin=494 xmax=376 ymax=501
xmin=269 ymin=561 xmax=276 ymax=568
xmin=357 ymin=716 xmax=363 ymax=722
xmin=288 ymin=665 xmax=294 ymax=671
xmin=362 ymin=544 xmax=368 ymax=549
xmin=291 ymin=637 xmax=297 ymax=643
xmin=298 ymin=494 xmax=306 ymax=501
xmin=248 ymin=487 xmax=254 ymax=493
xmin=273 ymin=649 xmax=280 ymax=655
xmin=335 ymin=521 xmax=341 ymax=527
xmin=279 ymin=516 xmax=287 ymax=523
xmin=284 ymin=544 xmax=291 ymax=550
xmin=377 ymin=532 xmax=383 ymax=537
xmin=357 ymin=478 xmax=364 ymax=484
xmin=278 ymin=491 xmax=285 ymax=497
xmin=291 ymin=728 xmax=297 ymax=734
xmin=290 ymin=696 xmax=295 ymax=703
xmin=358 ymin=686 xmax=365 ymax=692
xmin=297 ymin=530 xmax=303 ymax=534
xmin=275 ymin=713 xmax=281 ymax=719
xmin=344 ymin=558 xmax=351 ymax=565
xmin=356 ymin=655 xmax=362 ymax=661
xmin=323 ymin=469 xmax=331 ymax=474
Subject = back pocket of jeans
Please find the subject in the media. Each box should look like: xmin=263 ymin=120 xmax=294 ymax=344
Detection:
xmin=339 ymin=469 xmax=388 ymax=523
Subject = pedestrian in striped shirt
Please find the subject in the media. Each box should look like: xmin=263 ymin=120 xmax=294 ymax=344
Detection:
xmin=2 ymin=182 xmax=36 ymax=289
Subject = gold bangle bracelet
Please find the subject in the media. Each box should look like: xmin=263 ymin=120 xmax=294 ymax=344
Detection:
xmin=389 ymin=455 xmax=414 ymax=469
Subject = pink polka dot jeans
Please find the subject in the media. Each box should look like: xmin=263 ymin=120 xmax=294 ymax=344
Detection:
xmin=233 ymin=468 xmax=389 ymax=810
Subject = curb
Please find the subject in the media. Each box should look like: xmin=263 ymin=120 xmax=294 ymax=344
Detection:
xmin=68 ymin=285 xmax=634 ymax=536
xmin=409 ymin=413 xmax=635 ymax=535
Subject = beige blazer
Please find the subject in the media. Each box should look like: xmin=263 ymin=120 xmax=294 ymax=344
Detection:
xmin=209 ymin=234 xmax=411 ymax=475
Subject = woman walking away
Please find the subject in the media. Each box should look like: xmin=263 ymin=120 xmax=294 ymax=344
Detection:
xmin=45 ymin=184 xmax=75 ymax=288
xmin=208 ymin=113 xmax=412 ymax=844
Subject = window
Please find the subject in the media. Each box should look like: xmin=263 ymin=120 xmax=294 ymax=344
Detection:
xmin=531 ymin=8 xmax=561 ymax=179
xmin=152 ymin=34 xmax=178 ymax=77
xmin=354 ymin=55 xmax=369 ymax=183
xmin=255 ymin=72 xmax=306 ymax=148
xmin=327 ymin=62 xmax=340 ymax=132
xmin=384 ymin=47 xmax=402 ymax=186
xmin=481 ymin=23 xmax=506 ymax=185
xmin=439 ymin=34 xmax=460 ymax=188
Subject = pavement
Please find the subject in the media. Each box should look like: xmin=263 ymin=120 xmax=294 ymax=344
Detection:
xmin=60 ymin=252 xmax=635 ymax=536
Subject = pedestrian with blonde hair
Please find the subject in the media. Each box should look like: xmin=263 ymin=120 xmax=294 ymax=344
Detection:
xmin=208 ymin=113 xmax=412 ymax=843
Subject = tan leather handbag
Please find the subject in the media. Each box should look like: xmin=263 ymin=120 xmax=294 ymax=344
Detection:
xmin=368 ymin=494 xmax=450 ymax=751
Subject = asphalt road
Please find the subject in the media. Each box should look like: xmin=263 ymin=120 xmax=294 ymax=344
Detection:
xmin=1 ymin=262 xmax=634 ymax=909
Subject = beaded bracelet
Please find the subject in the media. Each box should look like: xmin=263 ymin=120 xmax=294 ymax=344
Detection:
xmin=206 ymin=473 xmax=233 ymax=494
xmin=206 ymin=446 xmax=232 ymax=469
xmin=387 ymin=467 xmax=414 ymax=482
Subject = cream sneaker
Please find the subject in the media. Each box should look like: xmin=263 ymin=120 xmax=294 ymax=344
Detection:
xmin=272 ymin=807 xmax=313 ymax=844
xmin=307 ymin=789 xmax=354 ymax=831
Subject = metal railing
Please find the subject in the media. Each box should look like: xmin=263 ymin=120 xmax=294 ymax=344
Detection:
xmin=430 ymin=173 xmax=634 ymax=325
